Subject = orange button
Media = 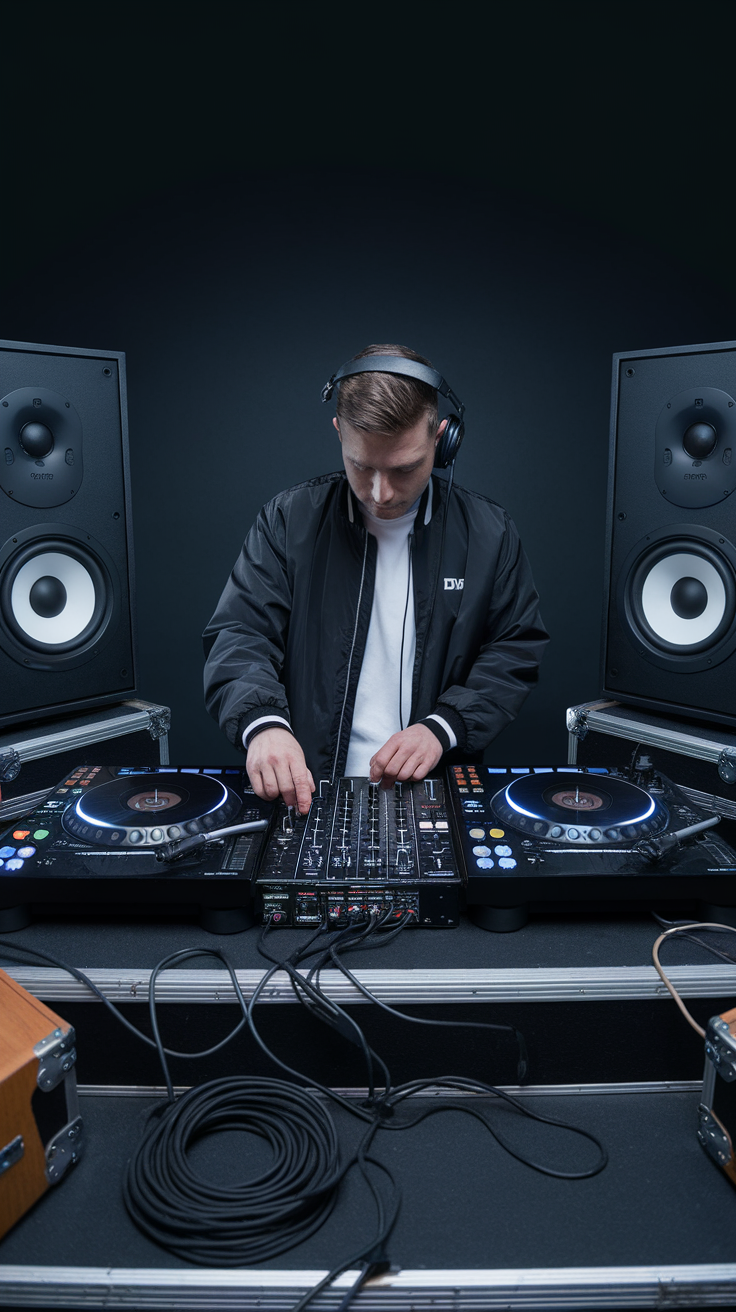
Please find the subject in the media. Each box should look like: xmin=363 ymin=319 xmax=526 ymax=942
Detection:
xmin=12 ymin=830 xmax=30 ymax=840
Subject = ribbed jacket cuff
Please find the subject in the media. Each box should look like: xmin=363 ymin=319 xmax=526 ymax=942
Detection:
xmin=238 ymin=709 xmax=293 ymax=751
xmin=421 ymin=705 xmax=466 ymax=753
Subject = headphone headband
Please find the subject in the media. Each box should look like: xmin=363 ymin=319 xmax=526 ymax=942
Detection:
xmin=321 ymin=354 xmax=465 ymax=418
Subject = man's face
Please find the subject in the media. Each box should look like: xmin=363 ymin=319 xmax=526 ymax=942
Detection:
xmin=335 ymin=415 xmax=442 ymax=520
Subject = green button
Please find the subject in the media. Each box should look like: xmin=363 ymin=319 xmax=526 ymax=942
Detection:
xmin=32 ymin=829 xmax=50 ymax=840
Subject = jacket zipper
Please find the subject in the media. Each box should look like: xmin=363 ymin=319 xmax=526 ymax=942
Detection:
xmin=330 ymin=529 xmax=370 ymax=785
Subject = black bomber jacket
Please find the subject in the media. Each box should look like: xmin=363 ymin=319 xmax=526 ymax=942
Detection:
xmin=202 ymin=472 xmax=549 ymax=783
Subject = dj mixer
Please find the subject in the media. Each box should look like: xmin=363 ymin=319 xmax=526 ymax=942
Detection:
xmin=255 ymin=775 xmax=462 ymax=927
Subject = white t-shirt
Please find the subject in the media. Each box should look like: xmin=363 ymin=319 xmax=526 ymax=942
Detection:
xmin=344 ymin=503 xmax=418 ymax=776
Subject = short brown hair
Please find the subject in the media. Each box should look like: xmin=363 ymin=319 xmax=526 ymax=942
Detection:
xmin=335 ymin=343 xmax=438 ymax=436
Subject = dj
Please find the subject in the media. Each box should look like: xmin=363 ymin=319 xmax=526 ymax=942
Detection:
xmin=203 ymin=345 xmax=548 ymax=814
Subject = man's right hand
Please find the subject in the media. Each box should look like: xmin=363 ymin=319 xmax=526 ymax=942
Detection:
xmin=246 ymin=728 xmax=315 ymax=814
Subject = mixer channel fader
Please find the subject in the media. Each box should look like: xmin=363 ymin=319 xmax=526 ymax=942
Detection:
xmin=255 ymin=776 xmax=462 ymax=927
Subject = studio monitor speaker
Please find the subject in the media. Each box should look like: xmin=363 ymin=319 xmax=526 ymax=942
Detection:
xmin=0 ymin=339 xmax=136 ymax=728
xmin=602 ymin=339 xmax=736 ymax=727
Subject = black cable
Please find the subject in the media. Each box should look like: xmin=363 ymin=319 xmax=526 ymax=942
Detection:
xmin=123 ymin=1076 xmax=343 ymax=1266
xmin=326 ymin=936 xmax=529 ymax=1083
xmin=398 ymin=541 xmax=413 ymax=731
xmin=0 ymin=916 xmax=608 ymax=1302
xmin=0 ymin=940 xmax=251 ymax=1066
xmin=378 ymin=1077 xmax=608 ymax=1179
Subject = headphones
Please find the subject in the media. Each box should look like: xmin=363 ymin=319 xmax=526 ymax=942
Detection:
xmin=321 ymin=354 xmax=465 ymax=469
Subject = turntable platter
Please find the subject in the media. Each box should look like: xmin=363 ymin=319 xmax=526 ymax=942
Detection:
xmin=62 ymin=772 xmax=242 ymax=848
xmin=491 ymin=771 xmax=669 ymax=844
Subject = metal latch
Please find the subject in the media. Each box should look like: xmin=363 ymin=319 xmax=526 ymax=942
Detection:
xmin=45 ymin=1115 xmax=83 ymax=1185
xmin=698 ymin=1105 xmax=733 ymax=1166
xmin=34 ymin=1026 xmax=77 ymax=1091
xmin=147 ymin=704 xmax=171 ymax=742
xmin=717 ymin=748 xmax=736 ymax=786
xmin=566 ymin=707 xmax=589 ymax=741
xmin=0 ymin=749 xmax=21 ymax=784
xmin=705 ymin=1015 xmax=736 ymax=1081
xmin=0 ymin=1135 xmax=24 ymax=1175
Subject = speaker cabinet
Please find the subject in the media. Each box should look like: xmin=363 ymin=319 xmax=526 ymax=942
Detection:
xmin=0 ymin=340 xmax=136 ymax=728
xmin=602 ymin=339 xmax=736 ymax=727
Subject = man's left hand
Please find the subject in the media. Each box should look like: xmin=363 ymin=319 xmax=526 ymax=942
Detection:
xmin=369 ymin=724 xmax=443 ymax=788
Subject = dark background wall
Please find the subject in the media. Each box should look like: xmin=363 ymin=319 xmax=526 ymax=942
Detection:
xmin=2 ymin=6 xmax=734 ymax=766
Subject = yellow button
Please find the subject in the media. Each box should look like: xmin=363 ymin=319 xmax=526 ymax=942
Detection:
xmin=489 ymin=828 xmax=505 ymax=838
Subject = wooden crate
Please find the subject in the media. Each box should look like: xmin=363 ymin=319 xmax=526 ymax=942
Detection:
xmin=0 ymin=969 xmax=81 ymax=1239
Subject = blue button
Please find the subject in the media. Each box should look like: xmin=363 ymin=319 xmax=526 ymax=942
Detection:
xmin=17 ymin=846 xmax=36 ymax=859
xmin=476 ymin=857 xmax=495 ymax=869
xmin=498 ymin=857 xmax=517 ymax=869
xmin=5 ymin=858 xmax=24 ymax=871
xmin=494 ymin=844 xmax=512 ymax=857
xmin=0 ymin=846 xmax=15 ymax=859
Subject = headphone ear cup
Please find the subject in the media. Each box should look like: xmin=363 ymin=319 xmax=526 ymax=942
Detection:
xmin=434 ymin=415 xmax=465 ymax=468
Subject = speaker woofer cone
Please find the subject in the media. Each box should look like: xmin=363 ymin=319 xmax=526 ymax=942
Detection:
xmin=618 ymin=526 xmax=736 ymax=672
xmin=0 ymin=525 xmax=120 ymax=670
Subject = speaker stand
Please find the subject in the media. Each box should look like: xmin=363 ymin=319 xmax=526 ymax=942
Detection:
xmin=199 ymin=904 xmax=256 ymax=935
xmin=0 ymin=904 xmax=32 ymax=932
xmin=470 ymin=904 xmax=528 ymax=933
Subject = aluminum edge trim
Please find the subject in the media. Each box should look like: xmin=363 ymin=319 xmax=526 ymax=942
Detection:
xmin=9 ymin=712 xmax=152 ymax=763
xmin=3 ymin=964 xmax=736 ymax=1004
xmin=76 ymin=1079 xmax=703 ymax=1098
xmin=580 ymin=710 xmax=726 ymax=763
xmin=1 ymin=1262 xmax=735 ymax=1294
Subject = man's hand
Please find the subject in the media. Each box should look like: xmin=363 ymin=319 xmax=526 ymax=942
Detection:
xmin=246 ymin=728 xmax=315 ymax=813
xmin=369 ymin=724 xmax=443 ymax=788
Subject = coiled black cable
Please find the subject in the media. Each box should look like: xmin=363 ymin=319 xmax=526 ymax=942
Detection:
xmin=122 ymin=1077 xmax=343 ymax=1266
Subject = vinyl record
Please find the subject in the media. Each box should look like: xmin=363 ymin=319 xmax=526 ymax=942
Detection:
xmin=62 ymin=772 xmax=242 ymax=847
xmin=491 ymin=771 xmax=669 ymax=844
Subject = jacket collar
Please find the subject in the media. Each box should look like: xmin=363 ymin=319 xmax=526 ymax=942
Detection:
xmin=342 ymin=474 xmax=437 ymax=528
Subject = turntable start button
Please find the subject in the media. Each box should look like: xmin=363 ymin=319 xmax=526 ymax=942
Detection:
xmin=567 ymin=828 xmax=580 ymax=840
xmin=129 ymin=830 xmax=143 ymax=844
xmin=589 ymin=828 xmax=602 ymax=840
xmin=168 ymin=826 xmax=181 ymax=839
xmin=150 ymin=828 xmax=163 ymax=842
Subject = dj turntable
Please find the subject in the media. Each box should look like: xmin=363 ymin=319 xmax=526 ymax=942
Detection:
xmin=447 ymin=763 xmax=736 ymax=930
xmin=0 ymin=766 xmax=272 ymax=933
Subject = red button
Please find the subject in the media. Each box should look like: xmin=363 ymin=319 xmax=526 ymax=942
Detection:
xmin=12 ymin=830 xmax=30 ymax=840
